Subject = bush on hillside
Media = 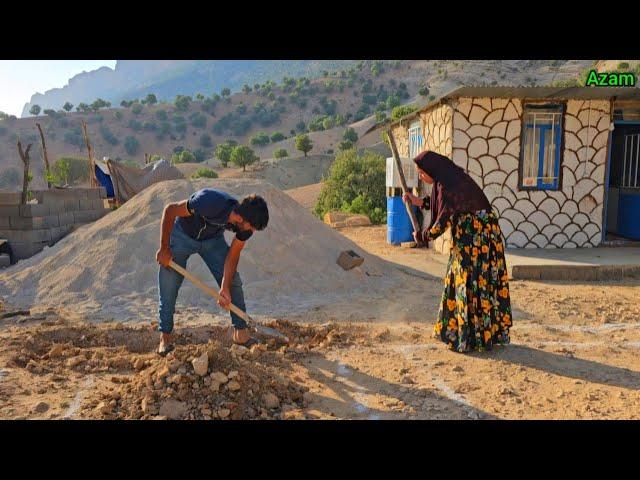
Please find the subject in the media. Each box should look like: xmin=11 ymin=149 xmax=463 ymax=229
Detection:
xmin=191 ymin=168 xmax=218 ymax=179
xmin=270 ymin=131 xmax=285 ymax=142
xmin=131 ymin=103 xmax=143 ymax=115
xmin=124 ymin=136 xmax=140 ymax=156
xmin=314 ymin=149 xmax=386 ymax=224
xmin=273 ymin=148 xmax=288 ymax=159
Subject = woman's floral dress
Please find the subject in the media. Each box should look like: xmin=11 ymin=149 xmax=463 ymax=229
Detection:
xmin=427 ymin=209 xmax=512 ymax=353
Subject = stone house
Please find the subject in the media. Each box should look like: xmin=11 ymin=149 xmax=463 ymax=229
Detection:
xmin=390 ymin=86 xmax=640 ymax=251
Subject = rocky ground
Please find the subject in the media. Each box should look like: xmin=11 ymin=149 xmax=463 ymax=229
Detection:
xmin=2 ymin=224 xmax=640 ymax=420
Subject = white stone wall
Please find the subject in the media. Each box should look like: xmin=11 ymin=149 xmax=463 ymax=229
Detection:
xmin=449 ymin=97 xmax=610 ymax=248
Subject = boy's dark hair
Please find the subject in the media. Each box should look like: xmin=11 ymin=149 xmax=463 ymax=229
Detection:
xmin=236 ymin=194 xmax=269 ymax=230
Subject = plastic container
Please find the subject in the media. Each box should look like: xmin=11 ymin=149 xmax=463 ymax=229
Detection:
xmin=387 ymin=196 xmax=417 ymax=244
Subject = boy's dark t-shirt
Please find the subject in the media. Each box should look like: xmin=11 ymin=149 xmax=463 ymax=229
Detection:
xmin=175 ymin=189 xmax=253 ymax=242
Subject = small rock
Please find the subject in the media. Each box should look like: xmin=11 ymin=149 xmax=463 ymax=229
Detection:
xmin=210 ymin=372 xmax=228 ymax=384
xmin=451 ymin=366 xmax=464 ymax=373
xmin=96 ymin=402 xmax=111 ymax=415
xmin=230 ymin=344 xmax=248 ymax=357
xmin=48 ymin=344 xmax=67 ymax=358
xmin=401 ymin=375 xmax=415 ymax=385
xmin=33 ymin=402 xmax=50 ymax=414
xmin=159 ymin=399 xmax=187 ymax=419
xmin=141 ymin=397 xmax=158 ymax=415
xmin=218 ymin=408 xmax=230 ymax=419
xmin=133 ymin=358 xmax=146 ymax=371
xmin=66 ymin=356 xmax=85 ymax=368
xmin=227 ymin=380 xmax=241 ymax=392
xmin=263 ymin=393 xmax=280 ymax=409
xmin=191 ymin=353 xmax=209 ymax=376
xmin=228 ymin=370 xmax=239 ymax=379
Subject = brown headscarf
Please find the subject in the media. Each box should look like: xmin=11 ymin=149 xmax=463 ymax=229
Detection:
xmin=414 ymin=151 xmax=491 ymax=237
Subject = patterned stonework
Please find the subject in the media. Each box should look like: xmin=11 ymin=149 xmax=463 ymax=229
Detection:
xmin=450 ymin=97 xmax=609 ymax=249
xmin=395 ymin=97 xmax=611 ymax=251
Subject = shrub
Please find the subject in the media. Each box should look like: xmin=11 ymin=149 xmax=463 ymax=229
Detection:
xmin=200 ymin=134 xmax=213 ymax=148
xmin=230 ymin=145 xmax=259 ymax=171
xmin=63 ymin=102 xmax=74 ymax=112
xmin=156 ymin=110 xmax=168 ymax=121
xmin=343 ymin=127 xmax=358 ymax=143
xmin=29 ymin=105 xmax=41 ymax=116
xmin=131 ymin=103 xmax=143 ymax=115
xmin=142 ymin=93 xmax=158 ymax=105
xmin=296 ymin=120 xmax=306 ymax=132
xmin=143 ymin=121 xmax=157 ymax=131
xmin=51 ymin=157 xmax=90 ymax=185
xmin=270 ymin=131 xmax=285 ymax=142
xmin=124 ymin=136 xmax=140 ymax=156
xmin=171 ymin=149 xmax=196 ymax=164
xmin=322 ymin=117 xmax=335 ymax=130
xmin=250 ymin=132 xmax=270 ymax=147
xmin=100 ymin=125 xmax=119 ymax=145
xmin=391 ymin=104 xmax=417 ymax=121
xmin=114 ymin=111 xmax=123 ymax=120
xmin=128 ymin=119 xmax=142 ymax=132
xmin=338 ymin=140 xmax=353 ymax=151
xmin=64 ymin=129 xmax=84 ymax=148
xmin=191 ymin=168 xmax=218 ymax=179
xmin=273 ymin=148 xmax=288 ymax=159
xmin=418 ymin=85 xmax=430 ymax=96
xmin=189 ymin=112 xmax=207 ymax=128
xmin=193 ymin=148 xmax=209 ymax=163
xmin=295 ymin=134 xmax=313 ymax=157
xmin=314 ymin=149 xmax=386 ymax=224
xmin=174 ymin=95 xmax=191 ymax=112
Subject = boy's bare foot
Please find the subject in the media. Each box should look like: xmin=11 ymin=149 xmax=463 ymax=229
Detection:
xmin=158 ymin=332 xmax=174 ymax=356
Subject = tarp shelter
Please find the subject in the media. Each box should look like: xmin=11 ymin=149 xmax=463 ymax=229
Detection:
xmin=94 ymin=159 xmax=115 ymax=198
xmin=106 ymin=158 xmax=184 ymax=204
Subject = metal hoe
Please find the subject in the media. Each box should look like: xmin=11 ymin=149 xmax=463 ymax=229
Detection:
xmin=168 ymin=260 xmax=289 ymax=343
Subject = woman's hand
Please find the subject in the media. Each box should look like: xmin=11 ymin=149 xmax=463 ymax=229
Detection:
xmin=413 ymin=230 xmax=424 ymax=244
xmin=403 ymin=192 xmax=423 ymax=207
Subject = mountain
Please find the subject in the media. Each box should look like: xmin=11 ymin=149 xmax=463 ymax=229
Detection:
xmin=21 ymin=61 xmax=360 ymax=117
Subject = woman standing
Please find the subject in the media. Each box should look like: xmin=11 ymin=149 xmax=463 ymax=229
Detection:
xmin=403 ymin=150 xmax=512 ymax=353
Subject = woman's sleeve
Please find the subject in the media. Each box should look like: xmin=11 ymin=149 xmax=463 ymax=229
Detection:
xmin=423 ymin=215 xmax=452 ymax=241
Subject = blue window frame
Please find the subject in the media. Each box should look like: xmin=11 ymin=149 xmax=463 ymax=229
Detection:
xmin=520 ymin=105 xmax=563 ymax=190
xmin=408 ymin=121 xmax=423 ymax=158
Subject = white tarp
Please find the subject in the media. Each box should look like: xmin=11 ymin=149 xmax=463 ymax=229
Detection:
xmin=107 ymin=158 xmax=184 ymax=204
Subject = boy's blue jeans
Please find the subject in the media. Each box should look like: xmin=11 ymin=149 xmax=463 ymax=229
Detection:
xmin=158 ymin=222 xmax=247 ymax=333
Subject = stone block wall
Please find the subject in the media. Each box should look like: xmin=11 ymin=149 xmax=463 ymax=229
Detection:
xmin=0 ymin=187 xmax=110 ymax=263
xmin=450 ymin=97 xmax=609 ymax=249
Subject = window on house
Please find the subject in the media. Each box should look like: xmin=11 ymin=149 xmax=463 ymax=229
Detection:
xmin=520 ymin=105 xmax=563 ymax=190
xmin=408 ymin=121 xmax=423 ymax=158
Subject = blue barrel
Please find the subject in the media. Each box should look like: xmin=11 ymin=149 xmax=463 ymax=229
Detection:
xmin=387 ymin=196 xmax=417 ymax=244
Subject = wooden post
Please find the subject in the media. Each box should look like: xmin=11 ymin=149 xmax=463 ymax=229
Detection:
xmin=35 ymin=123 xmax=51 ymax=189
xmin=81 ymin=120 xmax=97 ymax=187
xmin=386 ymin=128 xmax=424 ymax=247
xmin=17 ymin=141 xmax=33 ymax=205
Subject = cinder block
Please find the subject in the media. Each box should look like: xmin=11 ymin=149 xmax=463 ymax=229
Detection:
xmin=90 ymin=198 xmax=107 ymax=210
xmin=0 ymin=253 xmax=10 ymax=268
xmin=46 ymin=200 xmax=66 ymax=214
xmin=0 ymin=192 xmax=21 ymax=205
xmin=98 ymin=187 xmax=107 ymax=198
xmin=78 ymin=199 xmax=94 ymax=211
xmin=10 ymin=241 xmax=48 ymax=260
xmin=86 ymin=188 xmax=102 ymax=200
xmin=19 ymin=203 xmax=49 ymax=217
xmin=0 ymin=216 xmax=10 ymax=228
xmin=64 ymin=198 xmax=81 ymax=211
xmin=73 ymin=210 xmax=96 ymax=223
xmin=0 ymin=205 xmax=20 ymax=217
xmin=58 ymin=212 xmax=74 ymax=226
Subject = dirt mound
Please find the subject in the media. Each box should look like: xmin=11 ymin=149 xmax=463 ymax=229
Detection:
xmin=0 ymin=178 xmax=406 ymax=322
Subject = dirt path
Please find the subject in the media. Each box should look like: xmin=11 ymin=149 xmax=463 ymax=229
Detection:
xmin=2 ymin=225 xmax=640 ymax=419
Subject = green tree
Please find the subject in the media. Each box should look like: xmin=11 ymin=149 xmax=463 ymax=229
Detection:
xmin=391 ymin=104 xmax=417 ymax=121
xmin=338 ymin=140 xmax=353 ymax=151
xmin=322 ymin=117 xmax=335 ymax=130
xmin=191 ymin=167 xmax=218 ymax=179
xmin=29 ymin=105 xmax=41 ymax=116
xmin=242 ymin=84 xmax=252 ymax=94
xmin=221 ymin=88 xmax=231 ymax=98
xmin=131 ymin=103 xmax=143 ymax=115
xmin=215 ymin=142 xmax=234 ymax=167
xmin=250 ymin=132 xmax=270 ymax=147
xmin=230 ymin=145 xmax=259 ymax=171
xmin=273 ymin=148 xmax=288 ymax=159
xmin=114 ymin=111 xmax=123 ymax=120
xmin=174 ymin=95 xmax=191 ymax=111
xmin=314 ymin=149 xmax=386 ymax=224
xmin=156 ymin=109 xmax=168 ymax=121
xmin=124 ymin=136 xmax=140 ymax=156
xmin=171 ymin=149 xmax=196 ymax=164
xmin=91 ymin=98 xmax=111 ymax=111
xmin=418 ymin=85 xmax=430 ymax=96
xmin=343 ymin=127 xmax=358 ymax=143
xmin=270 ymin=131 xmax=285 ymax=142
xmin=62 ymin=102 xmax=74 ymax=112
xmin=143 ymin=93 xmax=158 ymax=105
xmin=295 ymin=134 xmax=313 ymax=157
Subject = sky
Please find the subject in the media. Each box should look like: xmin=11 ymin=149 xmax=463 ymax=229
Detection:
xmin=0 ymin=60 xmax=117 ymax=117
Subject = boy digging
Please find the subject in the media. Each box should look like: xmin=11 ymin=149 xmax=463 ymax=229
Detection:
xmin=155 ymin=188 xmax=269 ymax=355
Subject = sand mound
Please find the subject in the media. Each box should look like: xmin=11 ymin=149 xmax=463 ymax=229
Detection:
xmin=0 ymin=178 xmax=406 ymax=322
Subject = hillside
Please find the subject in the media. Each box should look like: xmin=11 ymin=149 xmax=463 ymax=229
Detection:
xmin=0 ymin=60 xmax=595 ymax=190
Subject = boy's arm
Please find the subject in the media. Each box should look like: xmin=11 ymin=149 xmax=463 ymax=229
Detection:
xmin=156 ymin=200 xmax=191 ymax=267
